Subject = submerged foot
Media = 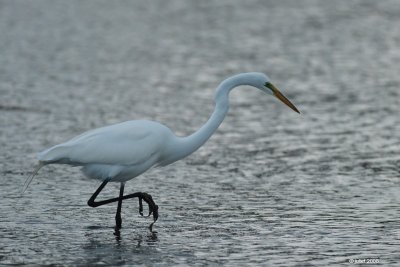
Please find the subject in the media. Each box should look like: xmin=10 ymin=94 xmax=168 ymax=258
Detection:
xmin=114 ymin=226 xmax=121 ymax=237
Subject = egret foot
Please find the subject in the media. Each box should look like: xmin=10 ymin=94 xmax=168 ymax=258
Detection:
xmin=88 ymin=179 xmax=159 ymax=233
xmin=137 ymin=192 xmax=159 ymax=233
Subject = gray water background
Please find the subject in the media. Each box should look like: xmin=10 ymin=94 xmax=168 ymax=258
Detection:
xmin=1 ymin=0 xmax=399 ymax=266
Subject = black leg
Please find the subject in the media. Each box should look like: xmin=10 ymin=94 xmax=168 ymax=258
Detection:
xmin=87 ymin=179 xmax=159 ymax=233
xmin=87 ymin=179 xmax=120 ymax=207
xmin=115 ymin=182 xmax=125 ymax=229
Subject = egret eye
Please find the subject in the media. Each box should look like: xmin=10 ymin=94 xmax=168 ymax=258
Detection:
xmin=264 ymin=82 xmax=274 ymax=92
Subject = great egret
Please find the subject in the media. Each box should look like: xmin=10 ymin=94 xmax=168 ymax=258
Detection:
xmin=23 ymin=72 xmax=299 ymax=233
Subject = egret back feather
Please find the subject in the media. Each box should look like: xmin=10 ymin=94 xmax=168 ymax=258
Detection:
xmin=21 ymin=162 xmax=45 ymax=194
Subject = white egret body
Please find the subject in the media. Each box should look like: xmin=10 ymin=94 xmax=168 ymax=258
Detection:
xmin=23 ymin=72 xmax=299 ymax=233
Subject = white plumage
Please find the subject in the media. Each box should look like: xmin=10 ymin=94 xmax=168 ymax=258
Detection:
xmin=37 ymin=120 xmax=175 ymax=181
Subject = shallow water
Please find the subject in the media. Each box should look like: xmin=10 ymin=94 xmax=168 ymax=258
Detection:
xmin=1 ymin=0 xmax=400 ymax=266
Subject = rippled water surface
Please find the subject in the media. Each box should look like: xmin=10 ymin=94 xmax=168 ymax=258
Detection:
xmin=1 ymin=0 xmax=400 ymax=266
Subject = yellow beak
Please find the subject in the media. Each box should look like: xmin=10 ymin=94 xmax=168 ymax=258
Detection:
xmin=265 ymin=82 xmax=300 ymax=114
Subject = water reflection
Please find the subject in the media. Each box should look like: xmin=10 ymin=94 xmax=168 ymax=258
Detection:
xmin=80 ymin=228 xmax=160 ymax=265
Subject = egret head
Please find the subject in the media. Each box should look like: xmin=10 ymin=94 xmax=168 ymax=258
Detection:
xmin=218 ymin=72 xmax=300 ymax=114
xmin=243 ymin=72 xmax=299 ymax=113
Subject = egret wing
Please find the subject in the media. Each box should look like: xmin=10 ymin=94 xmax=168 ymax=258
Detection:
xmin=38 ymin=121 xmax=166 ymax=166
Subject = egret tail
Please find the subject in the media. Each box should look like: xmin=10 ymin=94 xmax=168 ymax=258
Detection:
xmin=22 ymin=162 xmax=44 ymax=194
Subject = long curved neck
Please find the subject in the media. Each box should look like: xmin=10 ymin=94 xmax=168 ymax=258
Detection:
xmin=174 ymin=75 xmax=249 ymax=160
xmin=181 ymin=96 xmax=229 ymax=154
